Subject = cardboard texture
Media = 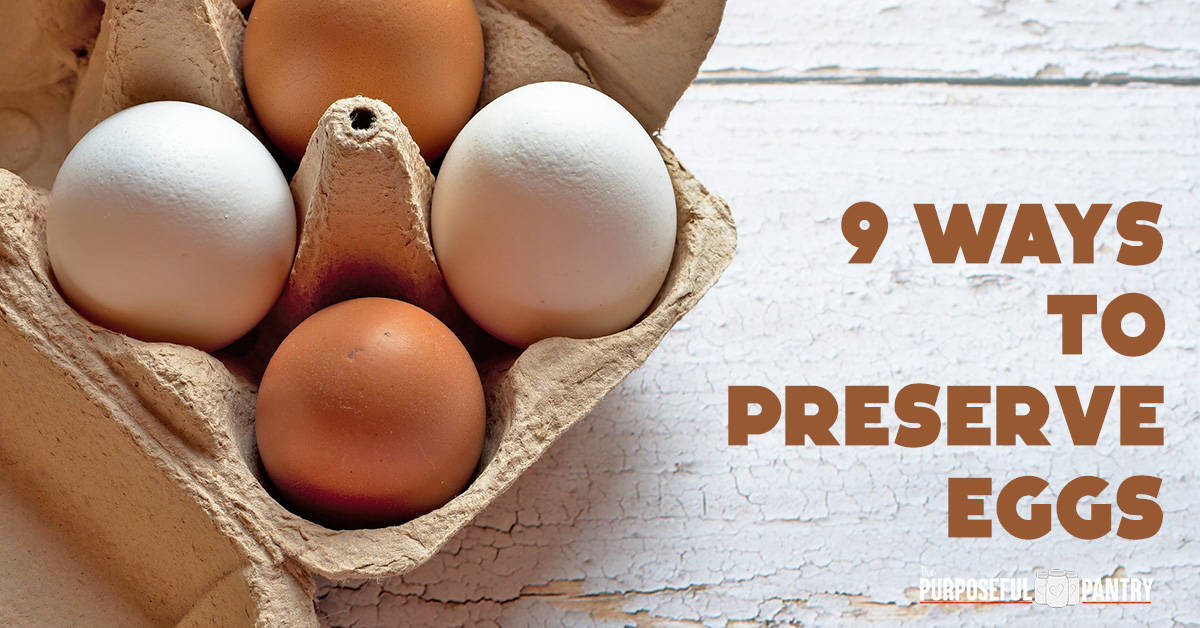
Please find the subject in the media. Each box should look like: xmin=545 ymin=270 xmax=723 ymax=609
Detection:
xmin=0 ymin=0 xmax=734 ymax=625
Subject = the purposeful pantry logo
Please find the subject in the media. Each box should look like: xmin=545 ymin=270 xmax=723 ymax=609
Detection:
xmin=918 ymin=569 xmax=1153 ymax=607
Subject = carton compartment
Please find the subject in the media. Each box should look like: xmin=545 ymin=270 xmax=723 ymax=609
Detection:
xmin=0 ymin=330 xmax=254 ymax=627
xmin=0 ymin=0 xmax=732 ymax=624
xmin=0 ymin=176 xmax=308 ymax=627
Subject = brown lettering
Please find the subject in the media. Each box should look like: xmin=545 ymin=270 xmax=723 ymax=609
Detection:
xmin=997 ymin=476 xmax=1051 ymax=539
xmin=1116 ymin=475 xmax=1163 ymax=540
xmin=1002 ymin=204 xmax=1061 ymax=263
xmin=1047 ymin=294 xmax=1098 ymax=355
xmin=949 ymin=477 xmax=993 ymax=537
xmin=915 ymin=203 xmax=1006 ymax=263
xmin=996 ymin=386 xmax=1051 ymax=446
xmin=1056 ymin=203 xmax=1111 ymax=263
xmin=896 ymin=384 xmax=941 ymax=448
xmin=1057 ymin=385 xmax=1115 ymax=446
xmin=845 ymin=386 xmax=890 ymax=446
xmin=1057 ymin=476 xmax=1111 ymax=540
xmin=1120 ymin=386 xmax=1164 ymax=446
xmin=1116 ymin=201 xmax=1163 ymax=266
xmin=785 ymin=386 xmax=840 ymax=446
xmin=728 ymin=386 xmax=781 ymax=445
xmin=947 ymin=386 xmax=991 ymax=445
xmin=1101 ymin=293 xmax=1165 ymax=357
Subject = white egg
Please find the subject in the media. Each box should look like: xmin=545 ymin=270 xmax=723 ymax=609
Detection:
xmin=48 ymin=101 xmax=296 ymax=351
xmin=431 ymin=82 xmax=677 ymax=347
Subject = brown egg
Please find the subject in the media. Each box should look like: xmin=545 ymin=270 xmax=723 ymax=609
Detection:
xmin=255 ymin=298 xmax=486 ymax=528
xmin=243 ymin=0 xmax=484 ymax=162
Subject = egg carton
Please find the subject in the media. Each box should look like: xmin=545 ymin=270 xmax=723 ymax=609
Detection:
xmin=0 ymin=0 xmax=735 ymax=625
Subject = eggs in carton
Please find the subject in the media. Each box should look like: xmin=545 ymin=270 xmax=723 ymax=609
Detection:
xmin=0 ymin=0 xmax=735 ymax=624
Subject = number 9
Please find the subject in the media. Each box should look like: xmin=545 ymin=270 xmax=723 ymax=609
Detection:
xmin=842 ymin=202 xmax=887 ymax=264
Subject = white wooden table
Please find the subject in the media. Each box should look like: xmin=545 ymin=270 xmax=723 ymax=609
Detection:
xmin=318 ymin=1 xmax=1200 ymax=624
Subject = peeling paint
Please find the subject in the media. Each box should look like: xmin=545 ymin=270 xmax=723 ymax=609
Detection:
xmin=316 ymin=3 xmax=1200 ymax=624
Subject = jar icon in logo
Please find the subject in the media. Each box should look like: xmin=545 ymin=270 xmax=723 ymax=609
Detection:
xmin=1067 ymin=571 xmax=1081 ymax=605
xmin=1046 ymin=569 xmax=1070 ymax=608
xmin=1034 ymin=571 xmax=1049 ymax=605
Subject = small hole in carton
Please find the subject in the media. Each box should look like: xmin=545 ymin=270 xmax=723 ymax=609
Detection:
xmin=349 ymin=108 xmax=376 ymax=131
xmin=605 ymin=0 xmax=665 ymax=18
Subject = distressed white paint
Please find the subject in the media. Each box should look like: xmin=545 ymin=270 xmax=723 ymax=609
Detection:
xmin=704 ymin=0 xmax=1200 ymax=82
xmin=317 ymin=6 xmax=1200 ymax=626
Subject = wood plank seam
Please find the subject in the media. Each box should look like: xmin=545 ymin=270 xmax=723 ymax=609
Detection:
xmin=694 ymin=75 xmax=1200 ymax=87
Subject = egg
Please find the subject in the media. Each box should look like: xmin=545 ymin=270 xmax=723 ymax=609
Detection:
xmin=243 ymin=0 xmax=484 ymax=163
xmin=255 ymin=298 xmax=486 ymax=528
xmin=431 ymin=82 xmax=678 ymax=348
xmin=47 ymin=101 xmax=296 ymax=352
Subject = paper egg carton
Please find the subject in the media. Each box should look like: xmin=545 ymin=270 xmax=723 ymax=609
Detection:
xmin=0 ymin=0 xmax=735 ymax=625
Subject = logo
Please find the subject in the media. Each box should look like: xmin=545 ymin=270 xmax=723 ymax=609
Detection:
xmin=1033 ymin=569 xmax=1079 ymax=607
xmin=917 ymin=568 xmax=1153 ymax=607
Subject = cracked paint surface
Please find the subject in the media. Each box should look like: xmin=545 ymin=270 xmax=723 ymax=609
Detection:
xmin=704 ymin=0 xmax=1200 ymax=83
xmin=317 ymin=2 xmax=1200 ymax=624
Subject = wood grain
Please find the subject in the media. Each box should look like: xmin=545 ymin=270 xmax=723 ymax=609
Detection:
xmin=705 ymin=0 xmax=1200 ymax=84
xmin=318 ymin=5 xmax=1200 ymax=625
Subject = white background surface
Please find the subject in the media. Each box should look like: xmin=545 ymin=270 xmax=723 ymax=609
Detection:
xmin=319 ymin=1 xmax=1200 ymax=624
